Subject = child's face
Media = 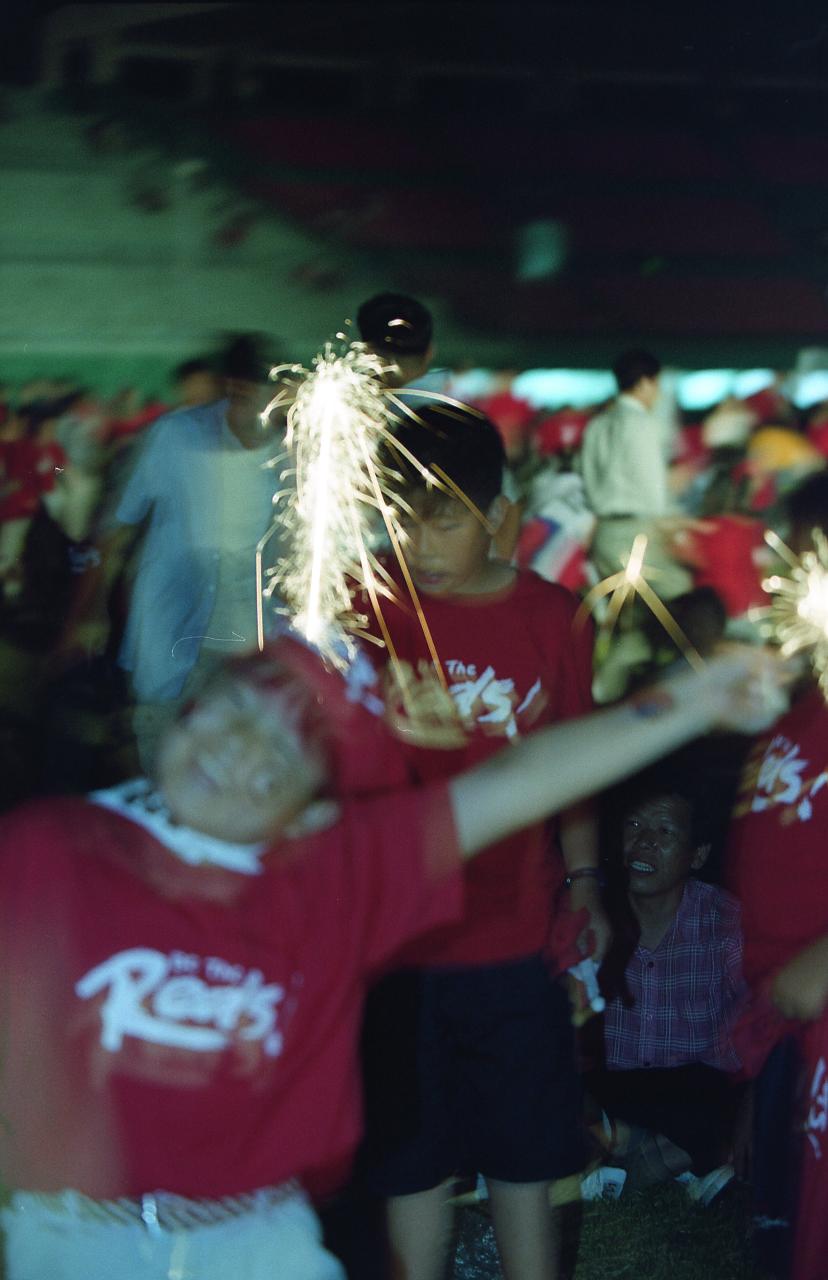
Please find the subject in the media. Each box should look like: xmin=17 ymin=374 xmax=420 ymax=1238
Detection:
xmin=156 ymin=676 xmax=325 ymax=845
xmin=397 ymin=493 xmax=496 ymax=596
xmin=622 ymin=794 xmax=707 ymax=898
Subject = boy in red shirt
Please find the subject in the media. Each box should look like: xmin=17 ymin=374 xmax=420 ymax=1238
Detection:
xmin=727 ymin=472 xmax=828 ymax=1280
xmin=0 ymin=630 xmax=783 ymax=1279
xmin=364 ymin=404 xmax=606 ymax=1280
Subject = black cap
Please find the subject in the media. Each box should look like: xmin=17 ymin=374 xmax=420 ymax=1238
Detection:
xmin=356 ymin=293 xmax=433 ymax=355
xmin=220 ymin=333 xmax=274 ymax=383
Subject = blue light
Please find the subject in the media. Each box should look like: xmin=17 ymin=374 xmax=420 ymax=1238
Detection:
xmin=676 ymin=370 xmax=735 ymax=410
xmin=732 ymin=369 xmax=775 ymax=399
xmin=793 ymin=372 xmax=828 ymax=410
xmin=511 ymin=369 xmax=616 ymax=409
xmin=448 ymin=369 xmax=500 ymax=400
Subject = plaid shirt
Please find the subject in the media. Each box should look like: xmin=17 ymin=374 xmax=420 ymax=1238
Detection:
xmin=604 ymin=880 xmax=746 ymax=1072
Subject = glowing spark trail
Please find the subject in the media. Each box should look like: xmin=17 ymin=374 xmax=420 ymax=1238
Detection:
xmin=576 ymin=534 xmax=704 ymax=670
xmin=255 ymin=339 xmax=473 ymax=746
xmin=761 ymin=528 xmax=828 ymax=696
xmin=258 ymin=340 xmax=401 ymax=657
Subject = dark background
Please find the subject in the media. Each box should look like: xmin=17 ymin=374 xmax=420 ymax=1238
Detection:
xmin=2 ymin=4 xmax=828 ymax=367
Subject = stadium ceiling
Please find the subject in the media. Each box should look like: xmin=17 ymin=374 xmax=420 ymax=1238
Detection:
xmin=32 ymin=6 xmax=828 ymax=364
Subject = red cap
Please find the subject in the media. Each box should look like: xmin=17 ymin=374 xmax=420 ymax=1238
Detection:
xmin=226 ymin=635 xmax=411 ymax=798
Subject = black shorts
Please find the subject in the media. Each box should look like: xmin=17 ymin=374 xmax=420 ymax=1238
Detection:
xmin=362 ymin=954 xmax=584 ymax=1194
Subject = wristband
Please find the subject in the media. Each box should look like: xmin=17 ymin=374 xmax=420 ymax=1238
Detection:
xmin=564 ymin=867 xmax=603 ymax=890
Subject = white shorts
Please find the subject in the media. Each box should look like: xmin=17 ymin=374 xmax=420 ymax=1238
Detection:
xmin=1 ymin=1184 xmax=345 ymax=1280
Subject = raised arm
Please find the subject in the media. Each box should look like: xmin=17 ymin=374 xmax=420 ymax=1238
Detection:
xmin=451 ymin=649 xmax=789 ymax=860
xmin=771 ymin=933 xmax=828 ymax=1022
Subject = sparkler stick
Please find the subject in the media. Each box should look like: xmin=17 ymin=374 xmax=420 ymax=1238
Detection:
xmin=576 ymin=535 xmax=704 ymax=671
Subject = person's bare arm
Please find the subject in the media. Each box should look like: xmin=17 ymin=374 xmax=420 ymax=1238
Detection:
xmin=559 ymin=802 xmax=610 ymax=962
xmin=56 ymin=523 xmax=138 ymax=663
xmin=451 ymin=650 xmax=788 ymax=861
xmin=772 ymin=934 xmax=828 ymax=1022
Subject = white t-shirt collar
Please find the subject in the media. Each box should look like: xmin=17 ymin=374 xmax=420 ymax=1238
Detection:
xmin=90 ymin=778 xmax=267 ymax=875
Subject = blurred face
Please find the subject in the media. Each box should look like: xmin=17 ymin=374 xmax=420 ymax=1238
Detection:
xmin=178 ymin=370 xmax=222 ymax=408
xmin=374 ymin=345 xmax=433 ymax=389
xmin=156 ymin=677 xmax=325 ymax=845
xmin=622 ymin=793 xmax=708 ymax=898
xmin=224 ymin=376 xmax=276 ymax=439
xmin=397 ymin=493 xmax=498 ymax=596
xmin=636 ymin=374 xmax=661 ymax=411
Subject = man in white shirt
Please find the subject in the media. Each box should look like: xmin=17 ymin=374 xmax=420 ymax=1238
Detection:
xmin=580 ymin=349 xmax=692 ymax=599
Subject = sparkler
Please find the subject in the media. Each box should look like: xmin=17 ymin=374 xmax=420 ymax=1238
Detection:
xmin=761 ymin=528 xmax=828 ymax=695
xmin=576 ymin=534 xmax=704 ymax=671
xmin=257 ymin=339 xmax=392 ymax=657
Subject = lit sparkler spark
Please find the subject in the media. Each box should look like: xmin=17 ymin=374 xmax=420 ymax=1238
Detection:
xmin=257 ymin=339 xmax=400 ymax=657
xmin=576 ymin=534 xmax=704 ymax=671
xmin=761 ymin=528 xmax=828 ymax=695
xmin=254 ymin=339 xmax=472 ymax=746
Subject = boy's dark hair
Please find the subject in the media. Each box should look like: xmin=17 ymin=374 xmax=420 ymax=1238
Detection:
xmin=23 ymin=388 xmax=85 ymax=430
xmin=383 ymin=402 xmax=505 ymax=512
xmin=357 ymin=293 xmax=433 ymax=356
xmin=612 ymin=348 xmax=661 ymax=394
xmin=786 ymin=469 xmax=828 ymax=538
xmin=220 ymin=333 xmax=275 ymax=383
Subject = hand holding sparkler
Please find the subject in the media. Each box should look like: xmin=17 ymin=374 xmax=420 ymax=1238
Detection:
xmin=675 ymin=643 xmax=793 ymax=734
xmin=383 ymin=659 xmax=468 ymax=749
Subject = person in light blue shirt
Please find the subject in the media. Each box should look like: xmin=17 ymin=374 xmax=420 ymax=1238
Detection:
xmin=115 ymin=397 xmax=281 ymax=702
xmin=63 ymin=336 xmax=288 ymax=768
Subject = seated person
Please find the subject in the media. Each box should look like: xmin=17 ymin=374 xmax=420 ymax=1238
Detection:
xmin=586 ymin=765 xmax=747 ymax=1189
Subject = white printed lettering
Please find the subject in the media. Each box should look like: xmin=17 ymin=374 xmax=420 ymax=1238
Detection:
xmin=806 ymin=1057 xmax=828 ymax=1159
xmin=76 ymin=948 xmax=285 ymax=1057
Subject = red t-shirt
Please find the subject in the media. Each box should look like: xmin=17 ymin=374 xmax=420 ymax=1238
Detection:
xmin=0 ymin=780 xmax=463 ymax=1203
xmin=726 ymin=687 xmax=828 ymax=986
xmin=0 ymin=439 xmax=66 ymax=521
xmin=370 ymin=569 xmax=594 ymax=966
xmin=681 ymin=514 xmax=768 ymax=617
xmin=808 ymin=415 xmax=828 ymax=458
xmin=532 ymin=409 xmax=590 ymax=456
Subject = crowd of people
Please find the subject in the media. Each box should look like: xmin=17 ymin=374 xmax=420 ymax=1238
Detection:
xmin=0 ymin=295 xmax=824 ymax=1279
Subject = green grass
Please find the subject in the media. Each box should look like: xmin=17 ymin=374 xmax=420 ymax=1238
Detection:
xmin=452 ymin=1183 xmax=774 ymax=1280
xmin=571 ymin=1184 xmax=766 ymax=1280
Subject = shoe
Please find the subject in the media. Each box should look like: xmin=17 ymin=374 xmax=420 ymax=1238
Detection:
xmin=581 ymin=1166 xmax=627 ymax=1201
xmin=683 ymin=1164 xmax=735 ymax=1207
